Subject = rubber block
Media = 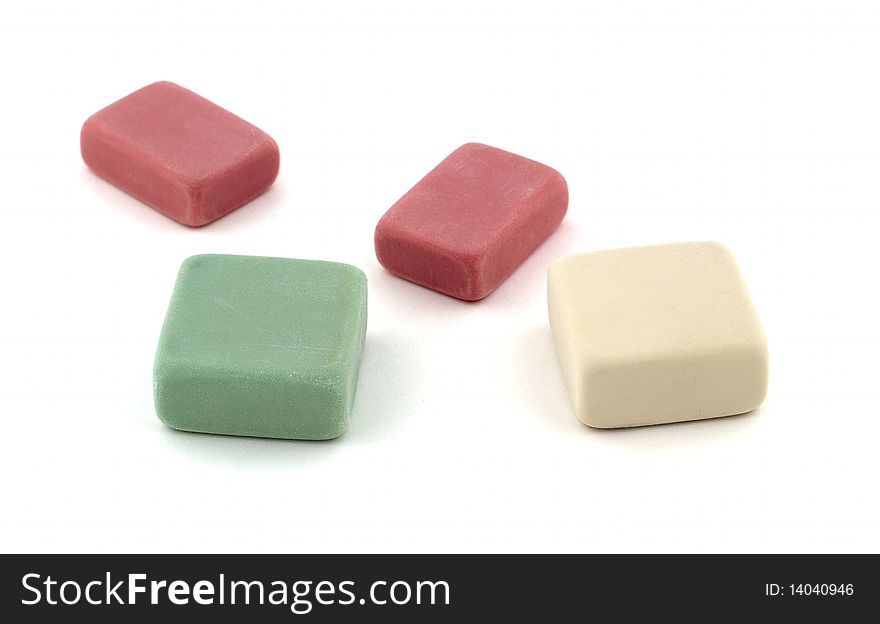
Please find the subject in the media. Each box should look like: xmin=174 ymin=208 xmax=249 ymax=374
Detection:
xmin=548 ymin=242 xmax=768 ymax=428
xmin=375 ymin=143 xmax=568 ymax=300
xmin=81 ymin=81 xmax=279 ymax=226
xmin=154 ymin=255 xmax=368 ymax=440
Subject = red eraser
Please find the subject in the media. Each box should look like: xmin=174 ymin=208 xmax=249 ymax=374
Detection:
xmin=374 ymin=143 xmax=568 ymax=300
xmin=81 ymin=81 xmax=279 ymax=227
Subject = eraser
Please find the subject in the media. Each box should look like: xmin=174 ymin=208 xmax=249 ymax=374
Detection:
xmin=375 ymin=143 xmax=568 ymax=300
xmin=548 ymin=242 xmax=768 ymax=428
xmin=154 ymin=255 xmax=367 ymax=440
xmin=81 ymin=81 xmax=279 ymax=226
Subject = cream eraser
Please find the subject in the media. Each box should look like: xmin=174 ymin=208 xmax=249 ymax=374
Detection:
xmin=547 ymin=242 xmax=768 ymax=428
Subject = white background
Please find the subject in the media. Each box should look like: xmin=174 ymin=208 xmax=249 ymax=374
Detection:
xmin=1 ymin=1 xmax=878 ymax=553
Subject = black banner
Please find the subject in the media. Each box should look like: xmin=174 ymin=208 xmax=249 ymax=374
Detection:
xmin=1 ymin=554 xmax=875 ymax=621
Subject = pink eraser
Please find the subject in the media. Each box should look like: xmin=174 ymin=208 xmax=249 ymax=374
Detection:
xmin=374 ymin=143 xmax=568 ymax=301
xmin=81 ymin=81 xmax=280 ymax=227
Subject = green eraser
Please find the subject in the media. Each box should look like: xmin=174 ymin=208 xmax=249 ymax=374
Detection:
xmin=153 ymin=254 xmax=368 ymax=440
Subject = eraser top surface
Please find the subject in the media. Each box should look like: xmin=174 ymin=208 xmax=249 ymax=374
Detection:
xmin=157 ymin=254 xmax=367 ymax=380
xmin=379 ymin=142 xmax=566 ymax=257
xmin=83 ymin=81 xmax=277 ymax=184
xmin=548 ymin=241 xmax=767 ymax=363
